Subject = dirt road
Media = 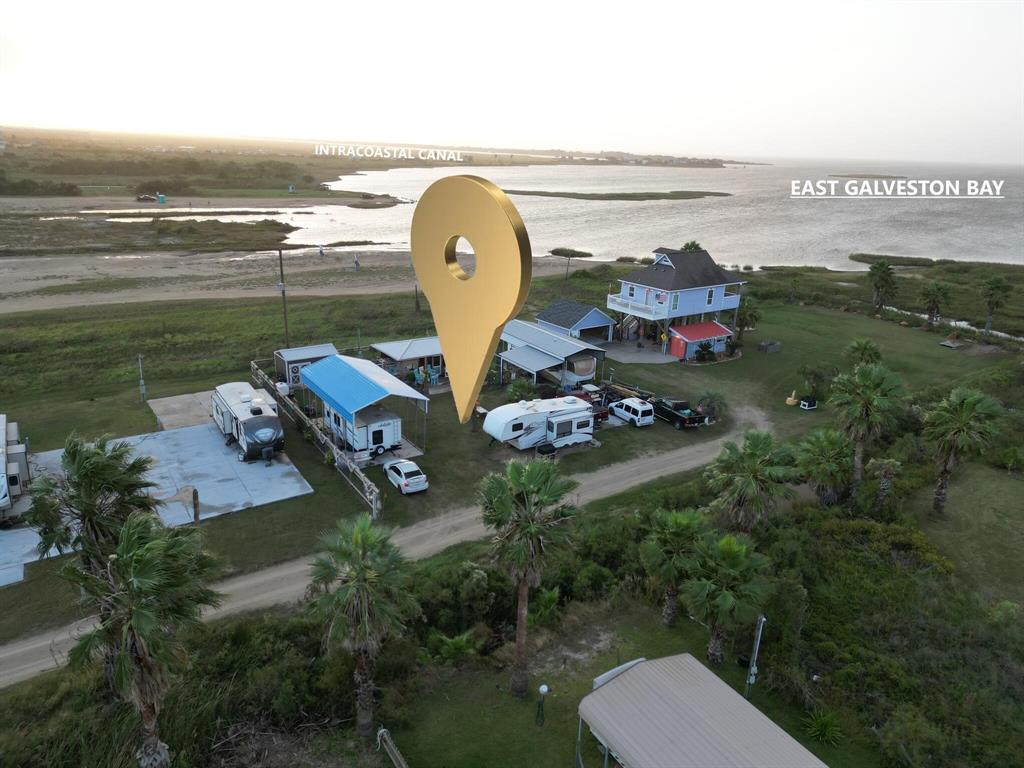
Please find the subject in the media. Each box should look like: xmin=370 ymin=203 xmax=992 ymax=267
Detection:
xmin=0 ymin=248 xmax=594 ymax=315
xmin=0 ymin=406 xmax=768 ymax=689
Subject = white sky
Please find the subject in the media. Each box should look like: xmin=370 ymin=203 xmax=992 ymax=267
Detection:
xmin=1 ymin=0 xmax=1022 ymax=164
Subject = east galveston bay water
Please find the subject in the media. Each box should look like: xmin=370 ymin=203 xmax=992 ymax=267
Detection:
xmin=106 ymin=159 xmax=1022 ymax=269
xmin=316 ymin=160 xmax=1022 ymax=269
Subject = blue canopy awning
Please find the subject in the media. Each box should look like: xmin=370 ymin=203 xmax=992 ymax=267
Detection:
xmin=300 ymin=355 xmax=428 ymax=424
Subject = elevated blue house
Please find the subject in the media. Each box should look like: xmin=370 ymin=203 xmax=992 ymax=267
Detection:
xmin=607 ymin=248 xmax=745 ymax=355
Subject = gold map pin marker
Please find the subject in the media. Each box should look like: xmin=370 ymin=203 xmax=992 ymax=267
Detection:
xmin=411 ymin=175 xmax=531 ymax=423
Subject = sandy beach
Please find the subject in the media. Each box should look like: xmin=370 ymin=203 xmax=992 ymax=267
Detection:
xmin=0 ymin=195 xmax=596 ymax=314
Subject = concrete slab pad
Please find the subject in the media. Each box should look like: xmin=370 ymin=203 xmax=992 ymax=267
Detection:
xmin=366 ymin=438 xmax=424 ymax=467
xmin=603 ymin=342 xmax=679 ymax=365
xmin=148 ymin=391 xmax=215 ymax=430
xmin=0 ymin=423 xmax=312 ymax=585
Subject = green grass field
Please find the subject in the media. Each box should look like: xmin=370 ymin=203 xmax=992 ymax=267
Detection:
xmin=0 ymin=216 xmax=299 ymax=257
xmin=392 ymin=601 xmax=879 ymax=768
xmin=910 ymin=462 xmax=1024 ymax=604
xmin=749 ymin=258 xmax=1024 ymax=338
xmin=0 ymin=276 xmax=1011 ymax=642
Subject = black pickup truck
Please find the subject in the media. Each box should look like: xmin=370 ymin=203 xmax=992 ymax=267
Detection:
xmin=652 ymin=397 xmax=715 ymax=430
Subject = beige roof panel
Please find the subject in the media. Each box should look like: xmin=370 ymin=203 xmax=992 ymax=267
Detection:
xmin=578 ymin=653 xmax=828 ymax=768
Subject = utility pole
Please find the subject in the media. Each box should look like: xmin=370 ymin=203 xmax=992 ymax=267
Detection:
xmin=277 ymin=249 xmax=290 ymax=349
xmin=137 ymin=354 xmax=146 ymax=402
xmin=744 ymin=615 xmax=767 ymax=699
xmin=564 ymin=254 xmax=572 ymax=280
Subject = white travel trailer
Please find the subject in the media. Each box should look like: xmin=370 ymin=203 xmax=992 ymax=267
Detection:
xmin=0 ymin=414 xmax=31 ymax=516
xmin=483 ymin=396 xmax=595 ymax=451
xmin=211 ymin=383 xmax=285 ymax=462
xmin=324 ymin=403 xmax=403 ymax=456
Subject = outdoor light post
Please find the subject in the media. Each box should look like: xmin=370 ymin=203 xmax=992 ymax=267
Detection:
xmin=744 ymin=614 xmax=767 ymax=699
xmin=536 ymin=683 xmax=549 ymax=726
xmin=278 ymin=249 xmax=290 ymax=349
xmin=137 ymin=353 xmax=146 ymax=402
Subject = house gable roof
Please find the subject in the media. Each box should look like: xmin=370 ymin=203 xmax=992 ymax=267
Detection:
xmin=621 ymin=248 xmax=741 ymax=291
xmin=537 ymin=299 xmax=615 ymax=330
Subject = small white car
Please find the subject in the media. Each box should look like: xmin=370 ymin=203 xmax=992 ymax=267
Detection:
xmin=609 ymin=397 xmax=655 ymax=427
xmin=383 ymin=459 xmax=429 ymax=495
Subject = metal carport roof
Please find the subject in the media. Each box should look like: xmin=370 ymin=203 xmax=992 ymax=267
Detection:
xmin=501 ymin=319 xmax=604 ymax=360
xmin=578 ymin=653 xmax=829 ymax=768
xmin=371 ymin=336 xmax=443 ymax=362
xmin=499 ymin=345 xmax=563 ymax=374
xmin=300 ymin=355 xmax=428 ymax=424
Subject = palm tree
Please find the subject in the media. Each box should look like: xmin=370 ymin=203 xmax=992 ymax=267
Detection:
xmin=703 ymin=431 xmax=796 ymax=531
xmin=640 ymin=508 xmax=707 ymax=626
xmin=64 ymin=512 xmax=220 ymax=768
xmin=680 ymin=240 xmax=703 ymax=252
xmin=920 ymin=282 xmax=951 ymax=326
xmin=981 ymin=277 xmax=1012 ymax=334
xmin=866 ymin=458 xmax=902 ymax=516
xmin=309 ymin=513 xmax=418 ymax=738
xmin=684 ymin=534 xmax=772 ymax=665
xmin=829 ymin=364 xmax=905 ymax=492
xmin=734 ymin=298 xmax=761 ymax=342
xmin=868 ymin=260 xmax=898 ymax=312
xmin=479 ymin=459 xmax=578 ymax=698
xmin=794 ymin=428 xmax=854 ymax=506
xmin=27 ymin=434 xmax=160 ymax=695
xmin=697 ymin=390 xmax=728 ymax=420
xmin=796 ymin=363 xmax=836 ymax=400
xmin=27 ymin=434 xmax=160 ymax=565
xmin=845 ymin=338 xmax=881 ymax=368
xmin=923 ymin=388 xmax=1001 ymax=515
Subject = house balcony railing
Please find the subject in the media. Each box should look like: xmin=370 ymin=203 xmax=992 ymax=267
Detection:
xmin=721 ymin=293 xmax=741 ymax=311
xmin=606 ymin=294 xmax=671 ymax=320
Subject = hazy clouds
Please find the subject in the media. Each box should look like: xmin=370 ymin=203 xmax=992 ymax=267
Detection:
xmin=0 ymin=0 xmax=1021 ymax=164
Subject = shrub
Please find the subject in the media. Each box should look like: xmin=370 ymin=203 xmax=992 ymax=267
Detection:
xmin=572 ymin=562 xmax=615 ymax=600
xmin=693 ymin=341 xmax=716 ymax=362
xmin=879 ymin=705 xmax=948 ymax=768
xmin=802 ymin=708 xmax=844 ymax=746
xmin=410 ymin=559 xmax=512 ymax=637
xmin=528 ymin=586 xmax=562 ymax=628
xmin=550 ymin=247 xmax=593 ymax=259
xmin=427 ymin=629 xmax=485 ymax=664
xmin=987 ymin=600 xmax=1021 ymax=627
xmin=506 ymin=377 xmax=537 ymax=402
xmin=573 ymin=263 xmax=614 ymax=280
xmin=998 ymin=446 xmax=1024 ymax=473
xmin=134 ymin=177 xmax=196 ymax=196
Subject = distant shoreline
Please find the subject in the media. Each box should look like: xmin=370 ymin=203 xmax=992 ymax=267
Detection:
xmin=504 ymin=189 xmax=731 ymax=202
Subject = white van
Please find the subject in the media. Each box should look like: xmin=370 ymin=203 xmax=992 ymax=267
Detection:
xmin=609 ymin=397 xmax=655 ymax=427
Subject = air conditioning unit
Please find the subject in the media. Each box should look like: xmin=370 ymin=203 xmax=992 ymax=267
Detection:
xmin=290 ymin=363 xmax=304 ymax=385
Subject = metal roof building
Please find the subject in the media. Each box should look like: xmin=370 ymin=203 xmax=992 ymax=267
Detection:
xmin=274 ymin=343 xmax=339 ymax=363
xmin=300 ymin=355 xmax=428 ymax=424
xmin=499 ymin=319 xmax=604 ymax=386
xmin=537 ymin=299 xmax=615 ymax=342
xmin=371 ymin=336 xmax=443 ymax=362
xmin=577 ymin=654 xmax=828 ymax=768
